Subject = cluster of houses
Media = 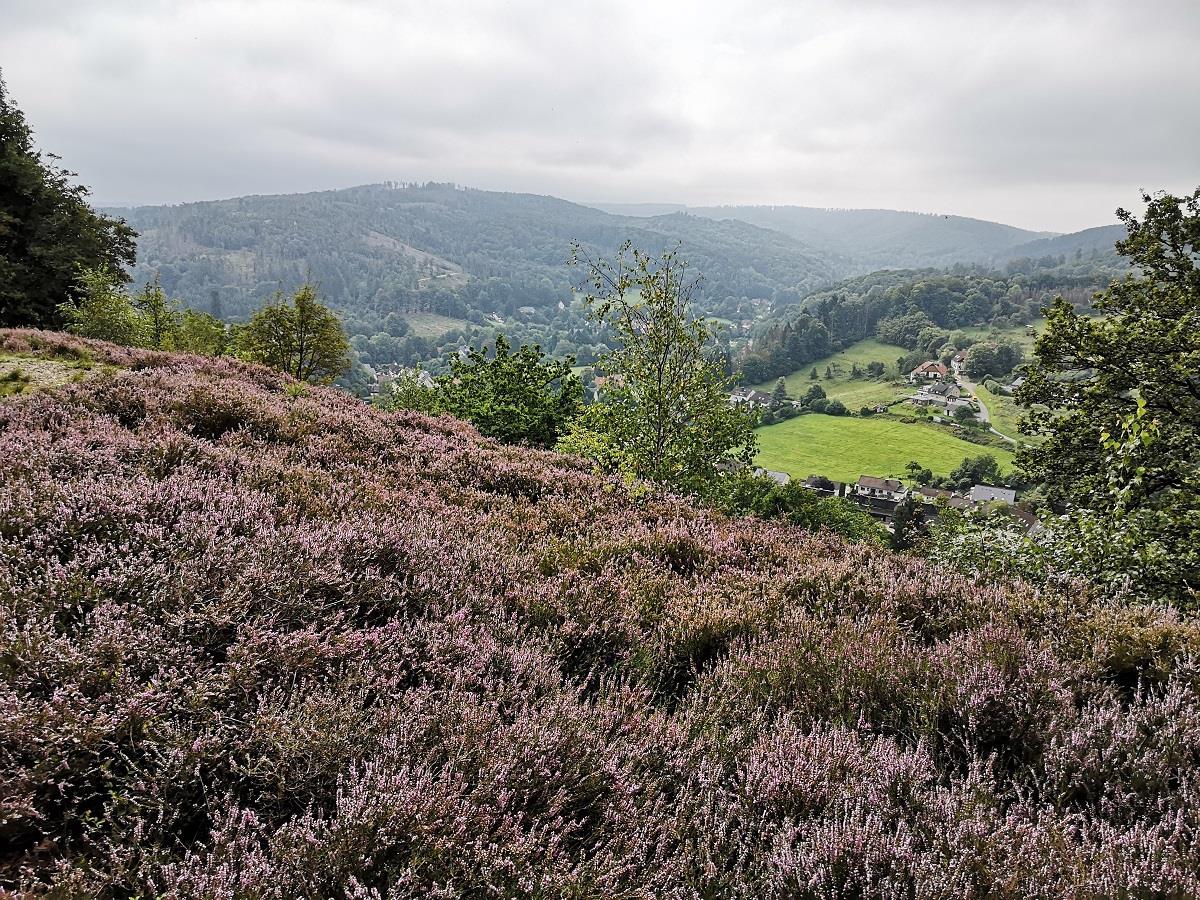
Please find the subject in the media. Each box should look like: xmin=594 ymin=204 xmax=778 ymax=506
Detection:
xmin=907 ymin=359 xmax=978 ymax=417
xmin=749 ymin=469 xmax=1036 ymax=533
xmin=730 ymin=386 xmax=775 ymax=408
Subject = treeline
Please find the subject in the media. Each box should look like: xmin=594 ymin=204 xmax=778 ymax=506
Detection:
xmin=740 ymin=263 xmax=1119 ymax=383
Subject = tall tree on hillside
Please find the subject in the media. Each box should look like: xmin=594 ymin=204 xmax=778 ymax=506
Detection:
xmin=559 ymin=242 xmax=758 ymax=493
xmin=1017 ymin=187 xmax=1200 ymax=604
xmin=770 ymin=377 xmax=788 ymax=410
xmin=0 ymin=73 xmax=136 ymax=328
xmin=236 ymin=283 xmax=350 ymax=384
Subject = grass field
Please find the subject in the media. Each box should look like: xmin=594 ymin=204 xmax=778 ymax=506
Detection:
xmin=959 ymin=319 xmax=1045 ymax=353
xmin=754 ymin=339 xmax=911 ymax=409
xmin=402 ymin=312 xmax=470 ymax=338
xmin=974 ymin=383 xmax=1041 ymax=445
xmin=755 ymin=414 xmax=1015 ymax=484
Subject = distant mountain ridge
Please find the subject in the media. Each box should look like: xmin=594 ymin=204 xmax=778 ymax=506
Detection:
xmin=586 ymin=202 xmax=1060 ymax=271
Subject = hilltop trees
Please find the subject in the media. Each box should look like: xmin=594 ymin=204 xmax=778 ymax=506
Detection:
xmin=236 ymin=283 xmax=350 ymax=384
xmin=560 ymin=242 xmax=758 ymax=493
xmin=0 ymin=73 xmax=136 ymax=328
xmin=1017 ymin=187 xmax=1200 ymax=605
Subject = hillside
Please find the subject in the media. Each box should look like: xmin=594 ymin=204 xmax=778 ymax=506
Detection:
xmin=3 ymin=329 xmax=1199 ymax=896
xmin=110 ymin=183 xmax=837 ymax=329
xmin=590 ymin=202 xmax=1055 ymax=271
xmin=997 ymin=223 xmax=1126 ymax=264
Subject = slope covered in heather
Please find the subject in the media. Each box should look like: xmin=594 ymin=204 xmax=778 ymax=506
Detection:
xmin=2 ymin=330 xmax=1199 ymax=897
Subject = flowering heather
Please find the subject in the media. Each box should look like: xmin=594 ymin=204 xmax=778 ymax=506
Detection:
xmin=2 ymin=329 xmax=1199 ymax=898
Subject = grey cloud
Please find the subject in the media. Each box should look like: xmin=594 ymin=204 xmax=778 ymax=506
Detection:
xmin=1 ymin=0 xmax=1196 ymax=230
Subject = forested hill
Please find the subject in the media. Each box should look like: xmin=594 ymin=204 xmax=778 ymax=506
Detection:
xmin=740 ymin=258 xmax=1126 ymax=383
xmin=588 ymin=203 xmax=1054 ymax=271
xmin=109 ymin=183 xmax=837 ymax=328
xmin=997 ymin=223 xmax=1126 ymax=264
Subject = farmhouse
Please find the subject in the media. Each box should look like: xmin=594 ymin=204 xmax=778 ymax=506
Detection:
xmin=754 ymin=468 xmax=791 ymax=485
xmin=730 ymin=387 xmax=773 ymax=407
xmin=909 ymin=360 xmax=948 ymax=383
xmin=915 ymin=486 xmax=973 ymax=510
xmin=854 ymin=475 xmax=908 ymax=502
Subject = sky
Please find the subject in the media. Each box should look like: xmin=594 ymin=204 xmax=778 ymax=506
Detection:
xmin=2 ymin=0 xmax=1197 ymax=233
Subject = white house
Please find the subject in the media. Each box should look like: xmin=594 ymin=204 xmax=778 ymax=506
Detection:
xmin=909 ymin=360 xmax=949 ymax=383
xmin=950 ymin=351 xmax=969 ymax=376
xmin=730 ymin=387 xmax=773 ymax=408
xmin=855 ymin=475 xmax=908 ymax=502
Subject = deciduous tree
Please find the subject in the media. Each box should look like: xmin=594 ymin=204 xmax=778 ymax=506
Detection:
xmin=559 ymin=242 xmax=757 ymax=493
xmin=237 ymin=283 xmax=350 ymax=384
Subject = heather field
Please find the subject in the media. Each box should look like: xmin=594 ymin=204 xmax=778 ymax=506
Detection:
xmin=3 ymin=329 xmax=1200 ymax=898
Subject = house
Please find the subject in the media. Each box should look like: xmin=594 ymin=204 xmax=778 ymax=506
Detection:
xmin=754 ymin=468 xmax=791 ymax=485
xmin=801 ymin=475 xmax=842 ymax=497
xmin=854 ymin=475 xmax=908 ymax=502
xmin=950 ymin=351 xmax=969 ymax=376
xmin=912 ymin=382 xmax=961 ymax=404
xmin=909 ymin=361 xmax=949 ymax=383
xmin=970 ymin=484 xmax=1016 ymax=504
xmin=915 ymin=486 xmax=973 ymax=511
xmin=729 ymin=387 xmax=773 ymax=408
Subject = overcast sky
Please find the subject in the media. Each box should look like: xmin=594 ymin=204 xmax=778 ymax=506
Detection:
xmin=3 ymin=0 xmax=1197 ymax=232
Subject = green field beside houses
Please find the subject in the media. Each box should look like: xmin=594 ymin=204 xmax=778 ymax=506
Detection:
xmin=755 ymin=413 xmax=1015 ymax=484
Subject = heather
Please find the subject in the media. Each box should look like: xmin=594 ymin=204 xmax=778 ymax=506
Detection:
xmin=2 ymin=330 xmax=1199 ymax=898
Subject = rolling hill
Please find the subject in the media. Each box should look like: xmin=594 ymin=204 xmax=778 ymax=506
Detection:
xmin=109 ymin=183 xmax=838 ymax=327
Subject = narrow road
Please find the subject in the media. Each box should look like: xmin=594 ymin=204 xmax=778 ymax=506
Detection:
xmin=958 ymin=375 xmax=1017 ymax=445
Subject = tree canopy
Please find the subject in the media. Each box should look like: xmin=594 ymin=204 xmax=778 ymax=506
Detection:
xmin=236 ymin=283 xmax=351 ymax=384
xmin=0 ymin=73 xmax=136 ymax=328
xmin=1017 ymin=187 xmax=1200 ymax=605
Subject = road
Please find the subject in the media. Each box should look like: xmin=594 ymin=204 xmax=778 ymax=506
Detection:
xmin=958 ymin=376 xmax=1017 ymax=445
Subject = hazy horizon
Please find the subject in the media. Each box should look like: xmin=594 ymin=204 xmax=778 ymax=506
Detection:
xmin=4 ymin=0 xmax=1197 ymax=233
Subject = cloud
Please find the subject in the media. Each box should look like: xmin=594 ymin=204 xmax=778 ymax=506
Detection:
xmin=2 ymin=0 xmax=1196 ymax=231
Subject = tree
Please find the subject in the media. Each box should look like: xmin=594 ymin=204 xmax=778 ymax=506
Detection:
xmin=952 ymin=405 xmax=978 ymax=424
xmin=436 ymin=334 xmax=583 ymax=447
xmin=1017 ymin=187 xmax=1200 ymax=605
xmin=176 ymin=309 xmax=228 ymax=356
xmin=890 ymin=497 xmax=922 ymax=551
xmin=866 ymin=361 xmax=886 ymax=378
xmin=802 ymin=383 xmax=826 ymax=405
xmin=0 ymin=73 xmax=136 ymax=328
xmin=236 ymin=283 xmax=350 ymax=384
xmin=810 ymin=367 xmax=818 ymax=380
xmin=948 ymin=453 xmax=1003 ymax=491
xmin=824 ymin=366 xmax=833 ymax=379
xmin=558 ymin=242 xmax=758 ymax=493
xmin=770 ymin=377 xmax=788 ymax=410
xmin=712 ymin=472 xmax=885 ymax=544
xmin=133 ymin=276 xmax=180 ymax=349
xmin=57 ymin=266 xmax=144 ymax=346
